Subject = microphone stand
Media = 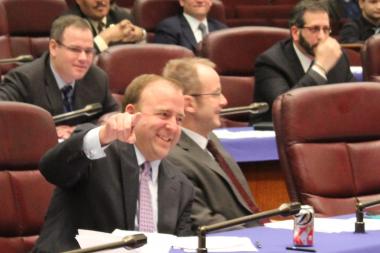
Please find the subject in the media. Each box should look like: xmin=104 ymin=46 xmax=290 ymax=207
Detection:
xmin=355 ymin=198 xmax=380 ymax=233
xmin=196 ymin=202 xmax=301 ymax=253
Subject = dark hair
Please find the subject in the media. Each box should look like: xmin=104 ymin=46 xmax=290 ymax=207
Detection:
xmin=289 ymin=0 xmax=330 ymax=28
xmin=50 ymin=15 xmax=91 ymax=42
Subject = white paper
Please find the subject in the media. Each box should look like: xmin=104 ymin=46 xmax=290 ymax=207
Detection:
xmin=213 ymin=129 xmax=275 ymax=139
xmin=265 ymin=217 xmax=380 ymax=233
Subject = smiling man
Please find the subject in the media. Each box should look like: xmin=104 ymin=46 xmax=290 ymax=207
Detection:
xmin=254 ymin=0 xmax=355 ymax=121
xmin=154 ymin=0 xmax=227 ymax=53
xmin=31 ymin=74 xmax=194 ymax=253
xmin=65 ymin=0 xmax=146 ymax=53
xmin=0 ymin=15 xmax=118 ymax=139
xmin=340 ymin=0 xmax=380 ymax=43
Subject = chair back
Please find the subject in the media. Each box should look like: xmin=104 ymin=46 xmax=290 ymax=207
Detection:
xmin=361 ymin=34 xmax=380 ymax=81
xmin=0 ymin=102 xmax=57 ymax=252
xmin=273 ymin=82 xmax=380 ymax=216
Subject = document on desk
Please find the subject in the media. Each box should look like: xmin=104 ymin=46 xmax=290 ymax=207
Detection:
xmin=213 ymin=128 xmax=275 ymax=139
xmin=75 ymin=229 xmax=257 ymax=252
xmin=265 ymin=217 xmax=380 ymax=233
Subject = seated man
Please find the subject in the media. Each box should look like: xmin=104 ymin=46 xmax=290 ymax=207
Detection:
xmin=163 ymin=57 xmax=260 ymax=232
xmin=340 ymin=0 xmax=380 ymax=43
xmin=254 ymin=0 xmax=355 ymax=121
xmin=0 ymin=15 xmax=119 ymax=139
xmin=154 ymin=0 xmax=227 ymax=54
xmin=31 ymin=74 xmax=194 ymax=253
xmin=66 ymin=0 xmax=146 ymax=53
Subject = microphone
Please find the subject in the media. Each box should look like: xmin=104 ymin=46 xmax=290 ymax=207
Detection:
xmin=355 ymin=198 xmax=380 ymax=233
xmin=61 ymin=233 xmax=147 ymax=253
xmin=197 ymin=202 xmax=301 ymax=253
xmin=53 ymin=103 xmax=103 ymax=125
xmin=0 ymin=55 xmax=34 ymax=64
xmin=219 ymin=102 xmax=269 ymax=116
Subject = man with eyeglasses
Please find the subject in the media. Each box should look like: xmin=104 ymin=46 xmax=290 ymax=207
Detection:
xmin=163 ymin=57 xmax=261 ymax=233
xmin=254 ymin=0 xmax=355 ymax=121
xmin=0 ymin=15 xmax=119 ymax=139
xmin=340 ymin=0 xmax=380 ymax=43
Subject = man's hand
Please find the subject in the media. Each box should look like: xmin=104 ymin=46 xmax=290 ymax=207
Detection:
xmin=314 ymin=37 xmax=342 ymax=73
xmin=99 ymin=19 xmax=145 ymax=44
xmin=98 ymin=112 xmax=142 ymax=146
xmin=56 ymin=125 xmax=76 ymax=140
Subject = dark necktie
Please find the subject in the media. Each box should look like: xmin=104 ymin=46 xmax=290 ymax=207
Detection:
xmin=139 ymin=162 xmax=155 ymax=232
xmin=61 ymin=85 xmax=73 ymax=112
xmin=97 ymin=21 xmax=105 ymax=33
xmin=207 ymin=140 xmax=259 ymax=213
xmin=198 ymin=23 xmax=207 ymax=39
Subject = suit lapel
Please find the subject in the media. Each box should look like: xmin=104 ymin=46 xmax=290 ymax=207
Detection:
xmin=44 ymin=55 xmax=66 ymax=115
xmin=118 ymin=143 xmax=139 ymax=230
xmin=283 ymin=41 xmax=306 ymax=82
xmin=179 ymin=15 xmax=198 ymax=50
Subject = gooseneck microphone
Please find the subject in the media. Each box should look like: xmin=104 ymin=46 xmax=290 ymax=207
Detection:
xmin=219 ymin=102 xmax=269 ymax=116
xmin=355 ymin=198 xmax=380 ymax=233
xmin=197 ymin=202 xmax=301 ymax=253
xmin=53 ymin=103 xmax=103 ymax=125
xmin=61 ymin=233 xmax=147 ymax=253
xmin=0 ymin=55 xmax=34 ymax=64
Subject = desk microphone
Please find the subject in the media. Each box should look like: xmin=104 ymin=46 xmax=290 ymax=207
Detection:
xmin=53 ymin=103 xmax=103 ymax=125
xmin=197 ymin=202 xmax=301 ymax=253
xmin=355 ymin=198 xmax=380 ymax=233
xmin=219 ymin=102 xmax=269 ymax=116
xmin=0 ymin=55 xmax=34 ymax=64
xmin=61 ymin=233 xmax=147 ymax=253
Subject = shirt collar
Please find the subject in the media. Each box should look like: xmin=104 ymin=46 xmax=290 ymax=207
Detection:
xmin=183 ymin=12 xmax=208 ymax=35
xmin=182 ymin=127 xmax=209 ymax=150
xmin=134 ymin=145 xmax=160 ymax=183
xmin=49 ymin=59 xmax=75 ymax=89
xmin=292 ymin=42 xmax=313 ymax=73
xmin=89 ymin=16 xmax=107 ymax=33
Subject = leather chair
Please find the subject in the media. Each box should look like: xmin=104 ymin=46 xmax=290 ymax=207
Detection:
xmin=0 ymin=102 xmax=58 ymax=253
xmin=200 ymin=26 xmax=289 ymax=126
xmin=0 ymin=0 xmax=68 ymax=58
xmin=361 ymin=34 xmax=380 ymax=81
xmin=96 ymin=44 xmax=194 ymax=104
xmin=273 ymin=82 xmax=380 ymax=216
xmin=132 ymin=0 xmax=226 ymax=42
xmin=0 ymin=1 xmax=14 ymax=74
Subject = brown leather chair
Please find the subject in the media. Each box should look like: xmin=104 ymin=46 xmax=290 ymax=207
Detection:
xmin=273 ymin=82 xmax=380 ymax=216
xmin=132 ymin=0 xmax=226 ymax=42
xmin=361 ymin=34 xmax=380 ymax=81
xmin=0 ymin=102 xmax=58 ymax=253
xmin=0 ymin=1 xmax=14 ymax=74
xmin=96 ymin=44 xmax=194 ymax=104
xmin=200 ymin=26 xmax=289 ymax=126
xmin=0 ymin=0 xmax=68 ymax=58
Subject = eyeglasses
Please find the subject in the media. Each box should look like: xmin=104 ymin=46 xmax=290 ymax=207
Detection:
xmin=55 ymin=40 xmax=96 ymax=56
xmin=301 ymin=26 xmax=331 ymax=34
xmin=190 ymin=91 xmax=223 ymax=97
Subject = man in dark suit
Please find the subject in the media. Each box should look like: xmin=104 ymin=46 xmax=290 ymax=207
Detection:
xmin=255 ymin=0 xmax=355 ymax=120
xmin=66 ymin=0 xmax=146 ymax=53
xmin=163 ymin=58 xmax=260 ymax=233
xmin=0 ymin=15 xmax=119 ymax=140
xmin=154 ymin=0 xmax=227 ymax=53
xmin=31 ymin=74 xmax=194 ymax=253
xmin=340 ymin=0 xmax=380 ymax=43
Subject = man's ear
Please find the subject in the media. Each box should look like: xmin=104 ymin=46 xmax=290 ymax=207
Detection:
xmin=290 ymin=25 xmax=300 ymax=42
xmin=125 ymin=104 xmax=136 ymax=114
xmin=49 ymin=39 xmax=57 ymax=57
xmin=184 ymin=95 xmax=196 ymax=113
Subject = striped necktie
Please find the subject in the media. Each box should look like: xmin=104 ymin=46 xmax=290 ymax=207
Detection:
xmin=61 ymin=85 xmax=73 ymax=112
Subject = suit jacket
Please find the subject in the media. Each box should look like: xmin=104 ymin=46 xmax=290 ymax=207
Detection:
xmin=339 ymin=15 xmax=379 ymax=43
xmin=154 ymin=14 xmax=227 ymax=53
xmin=64 ymin=4 xmax=134 ymax=52
xmin=0 ymin=53 xmax=119 ymax=125
xmin=32 ymin=124 xmax=194 ymax=253
xmin=167 ymin=132 xmax=259 ymax=232
xmin=254 ymin=38 xmax=355 ymax=120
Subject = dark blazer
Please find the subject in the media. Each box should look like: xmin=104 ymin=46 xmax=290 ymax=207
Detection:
xmin=339 ymin=15 xmax=380 ymax=43
xmin=154 ymin=14 xmax=227 ymax=53
xmin=64 ymin=4 xmax=134 ymax=52
xmin=0 ymin=53 xmax=119 ymax=125
xmin=167 ymin=132 xmax=259 ymax=232
xmin=254 ymin=38 xmax=355 ymax=119
xmin=32 ymin=124 xmax=194 ymax=253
